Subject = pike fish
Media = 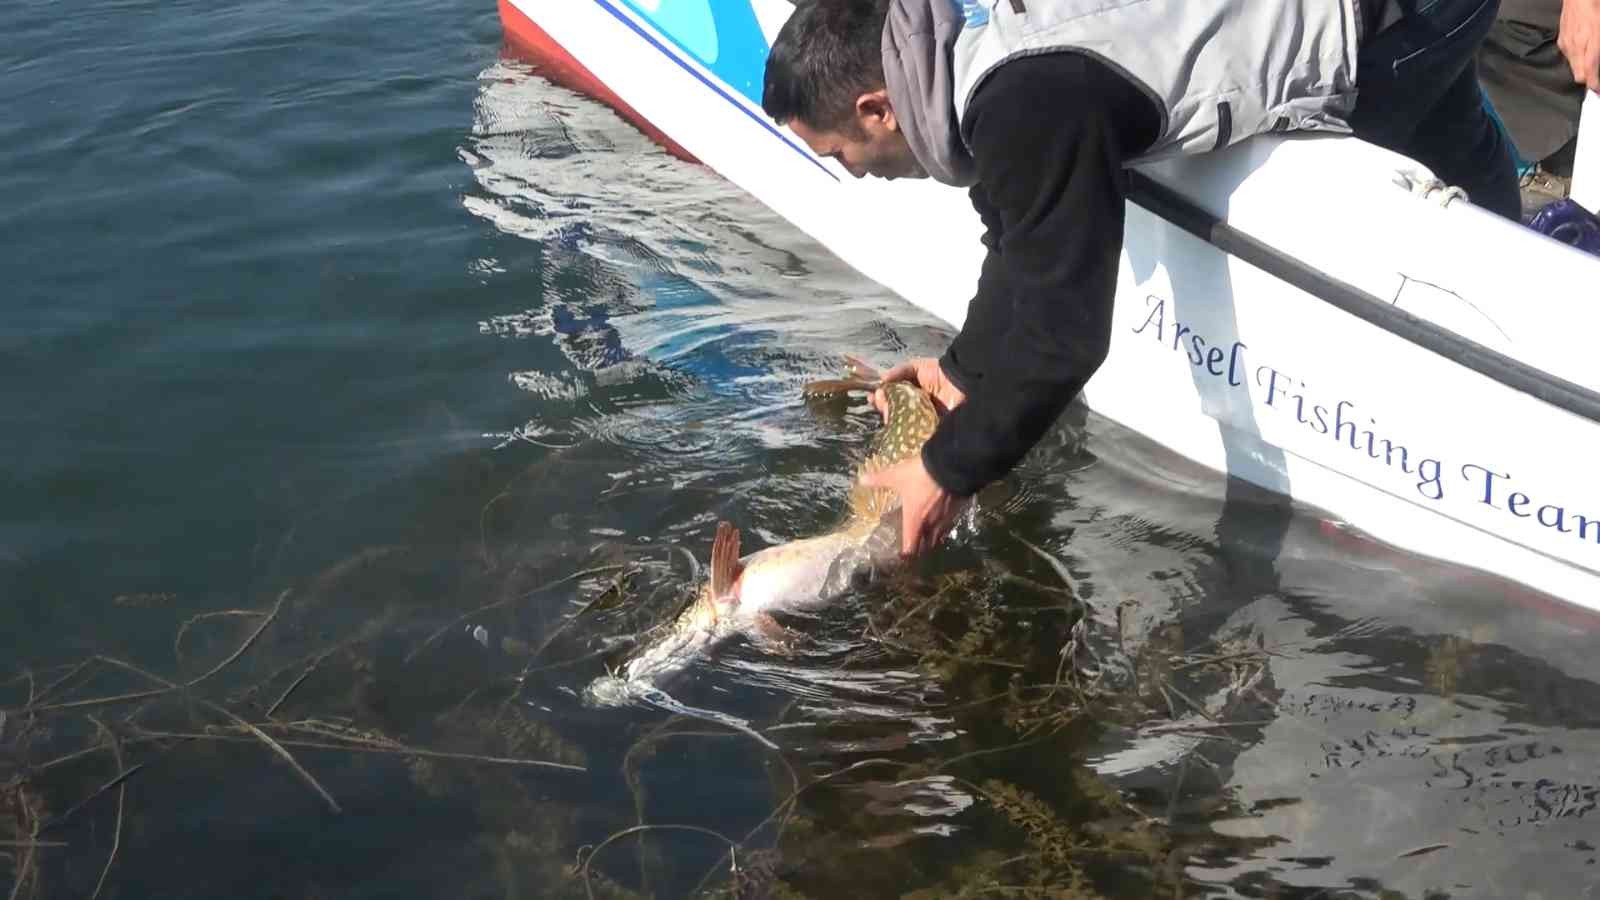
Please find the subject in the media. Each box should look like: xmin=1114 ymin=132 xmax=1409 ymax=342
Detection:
xmin=585 ymin=357 xmax=940 ymax=707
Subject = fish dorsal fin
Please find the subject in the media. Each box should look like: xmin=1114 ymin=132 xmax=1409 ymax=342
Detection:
xmin=802 ymin=378 xmax=879 ymax=397
xmin=801 ymin=354 xmax=884 ymax=397
xmin=844 ymin=355 xmax=882 ymax=382
xmin=709 ymin=520 xmax=742 ymax=600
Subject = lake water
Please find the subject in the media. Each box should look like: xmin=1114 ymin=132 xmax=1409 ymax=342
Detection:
xmin=4 ymin=2 xmax=1599 ymax=897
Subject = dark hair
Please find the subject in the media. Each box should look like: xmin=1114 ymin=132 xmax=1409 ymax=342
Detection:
xmin=762 ymin=0 xmax=891 ymax=130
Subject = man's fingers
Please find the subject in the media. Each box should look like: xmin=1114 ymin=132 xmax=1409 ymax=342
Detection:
xmin=1566 ymin=33 xmax=1600 ymax=92
xmin=879 ymin=361 xmax=918 ymax=386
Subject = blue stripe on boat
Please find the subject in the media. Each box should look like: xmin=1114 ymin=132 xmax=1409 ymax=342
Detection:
xmin=591 ymin=0 xmax=838 ymax=180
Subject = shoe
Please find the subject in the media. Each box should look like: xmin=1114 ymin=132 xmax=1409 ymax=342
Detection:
xmin=1520 ymin=165 xmax=1572 ymax=222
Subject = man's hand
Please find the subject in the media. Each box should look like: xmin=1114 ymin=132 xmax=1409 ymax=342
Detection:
xmin=859 ymin=456 xmax=967 ymax=558
xmin=869 ymin=357 xmax=968 ymax=422
xmin=1561 ymin=0 xmax=1600 ymax=93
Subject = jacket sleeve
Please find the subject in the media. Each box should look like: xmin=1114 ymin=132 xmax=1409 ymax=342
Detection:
xmin=920 ymin=53 xmax=1158 ymax=497
xmin=937 ymin=184 xmax=1011 ymax=397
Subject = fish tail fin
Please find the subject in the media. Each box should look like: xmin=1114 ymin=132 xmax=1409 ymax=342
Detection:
xmin=709 ymin=520 xmax=742 ymax=600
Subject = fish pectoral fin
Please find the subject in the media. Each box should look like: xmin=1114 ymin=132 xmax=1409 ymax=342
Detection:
xmin=709 ymin=520 xmax=743 ymax=601
xmin=749 ymin=612 xmax=803 ymax=656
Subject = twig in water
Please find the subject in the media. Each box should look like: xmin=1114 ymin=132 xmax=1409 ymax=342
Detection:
xmin=577 ymin=824 xmax=737 ymax=900
xmin=516 ymin=643 xmax=630 ymax=677
xmin=617 ymin=719 xmax=781 ymax=889
xmin=478 ymin=490 xmax=514 ymax=570
xmin=132 ymin=728 xmax=586 ymax=773
xmin=671 ymin=543 xmax=699 ymax=583
xmin=688 ymin=758 xmax=903 ymax=897
xmin=15 ymin=687 xmax=169 ymax=716
xmin=1159 ymin=682 xmax=1216 ymax=723
xmin=40 ymin=762 xmax=146 ymax=832
xmin=265 ymin=654 xmax=328 ymax=719
xmin=1012 ymin=532 xmax=1083 ymax=600
xmin=25 ymin=732 xmax=175 ymax=775
xmin=93 ymin=656 xmax=343 ymax=814
xmin=210 ymin=706 xmax=342 ymax=813
xmin=405 ymin=563 xmax=629 ymax=664
xmin=232 ymin=611 xmax=399 ymax=709
xmin=525 ymin=566 xmax=641 ymax=664
xmin=933 ymin=726 xmax=1070 ymax=775
xmin=7 ymin=785 xmax=41 ymax=900
xmin=0 ymin=668 xmax=42 ymax=693
xmin=1165 ymin=752 xmax=1194 ymax=826
xmin=174 ymin=609 xmax=268 ymax=665
xmin=27 ymin=660 xmax=95 ymax=708
xmin=183 ymin=590 xmax=288 ymax=689
xmin=88 ymin=717 xmax=127 ymax=900
xmin=1143 ymin=720 xmax=1272 ymax=735
xmin=862 ymin=608 xmax=1025 ymax=670
xmin=10 ymin=592 xmax=287 ymax=717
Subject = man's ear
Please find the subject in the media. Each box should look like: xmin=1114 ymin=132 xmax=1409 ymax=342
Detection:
xmin=854 ymin=89 xmax=898 ymax=132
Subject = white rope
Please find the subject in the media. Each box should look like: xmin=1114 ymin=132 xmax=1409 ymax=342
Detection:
xmin=1391 ymin=170 xmax=1469 ymax=207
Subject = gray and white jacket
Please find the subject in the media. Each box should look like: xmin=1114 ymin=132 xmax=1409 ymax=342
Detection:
xmin=881 ymin=0 xmax=1364 ymax=186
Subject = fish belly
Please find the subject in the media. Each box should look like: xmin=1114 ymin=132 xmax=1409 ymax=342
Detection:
xmin=737 ymin=530 xmax=891 ymax=616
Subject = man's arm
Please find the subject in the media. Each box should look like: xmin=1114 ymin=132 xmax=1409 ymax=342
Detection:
xmin=920 ymin=53 xmax=1159 ymax=497
xmin=937 ymin=187 xmax=1011 ymax=397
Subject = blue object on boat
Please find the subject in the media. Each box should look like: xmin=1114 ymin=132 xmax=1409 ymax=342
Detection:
xmin=1527 ymin=199 xmax=1600 ymax=258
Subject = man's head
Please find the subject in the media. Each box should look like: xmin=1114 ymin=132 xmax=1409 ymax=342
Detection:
xmin=762 ymin=0 xmax=925 ymax=180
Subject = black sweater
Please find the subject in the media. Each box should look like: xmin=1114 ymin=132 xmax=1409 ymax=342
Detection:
xmin=920 ymin=52 xmax=1160 ymax=497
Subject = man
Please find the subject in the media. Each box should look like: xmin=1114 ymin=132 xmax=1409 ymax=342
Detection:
xmin=761 ymin=0 xmax=1537 ymax=556
xmin=1481 ymin=0 xmax=1586 ymax=216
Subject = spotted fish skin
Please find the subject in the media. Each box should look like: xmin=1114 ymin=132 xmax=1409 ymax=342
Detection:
xmin=847 ymin=381 xmax=940 ymax=528
xmin=585 ymin=368 xmax=940 ymax=705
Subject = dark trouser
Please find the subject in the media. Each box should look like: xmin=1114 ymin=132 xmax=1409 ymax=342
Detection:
xmin=1351 ymin=0 xmax=1522 ymax=220
xmin=1479 ymin=0 xmax=1582 ymax=165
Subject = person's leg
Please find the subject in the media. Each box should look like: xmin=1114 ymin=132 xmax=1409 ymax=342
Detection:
xmin=1410 ymin=63 xmax=1523 ymax=218
xmin=1351 ymin=0 xmax=1521 ymax=220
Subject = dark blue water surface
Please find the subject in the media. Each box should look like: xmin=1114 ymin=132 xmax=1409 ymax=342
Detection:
xmin=4 ymin=2 xmax=1599 ymax=898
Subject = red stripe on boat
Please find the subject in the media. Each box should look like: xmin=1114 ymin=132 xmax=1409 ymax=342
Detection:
xmin=497 ymin=0 xmax=701 ymax=164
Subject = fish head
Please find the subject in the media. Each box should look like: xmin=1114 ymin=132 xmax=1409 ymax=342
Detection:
xmin=583 ymin=673 xmax=637 ymax=708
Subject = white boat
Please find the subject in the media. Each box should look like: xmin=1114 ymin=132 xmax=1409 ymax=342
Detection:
xmin=495 ymin=0 xmax=1600 ymax=612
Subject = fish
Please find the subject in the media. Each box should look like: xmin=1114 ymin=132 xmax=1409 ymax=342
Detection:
xmin=584 ymin=356 xmax=941 ymax=707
